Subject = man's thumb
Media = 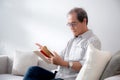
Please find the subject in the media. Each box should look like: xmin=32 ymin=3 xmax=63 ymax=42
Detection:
xmin=53 ymin=51 xmax=58 ymax=56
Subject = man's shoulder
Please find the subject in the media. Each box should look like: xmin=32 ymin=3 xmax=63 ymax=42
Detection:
xmin=89 ymin=35 xmax=100 ymax=41
xmin=87 ymin=35 xmax=101 ymax=50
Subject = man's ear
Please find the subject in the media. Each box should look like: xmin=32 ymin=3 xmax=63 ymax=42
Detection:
xmin=83 ymin=18 xmax=87 ymax=24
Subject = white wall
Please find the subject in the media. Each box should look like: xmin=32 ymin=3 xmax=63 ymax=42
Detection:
xmin=0 ymin=0 xmax=120 ymax=55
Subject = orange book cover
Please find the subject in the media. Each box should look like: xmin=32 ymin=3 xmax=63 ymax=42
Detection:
xmin=40 ymin=46 xmax=54 ymax=58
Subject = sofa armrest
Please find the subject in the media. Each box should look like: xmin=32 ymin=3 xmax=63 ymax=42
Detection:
xmin=104 ymin=75 xmax=120 ymax=80
xmin=0 ymin=55 xmax=8 ymax=74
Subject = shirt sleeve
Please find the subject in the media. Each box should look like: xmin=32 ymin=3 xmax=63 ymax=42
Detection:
xmin=79 ymin=48 xmax=87 ymax=66
xmin=59 ymin=49 xmax=65 ymax=59
xmin=58 ymin=39 xmax=72 ymax=59
xmin=79 ymin=36 xmax=101 ymax=66
xmin=88 ymin=36 xmax=101 ymax=50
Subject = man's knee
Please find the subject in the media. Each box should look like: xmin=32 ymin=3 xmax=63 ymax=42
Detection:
xmin=28 ymin=66 xmax=39 ymax=70
xmin=26 ymin=66 xmax=40 ymax=73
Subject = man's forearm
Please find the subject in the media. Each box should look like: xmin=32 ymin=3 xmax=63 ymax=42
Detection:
xmin=60 ymin=61 xmax=82 ymax=71
xmin=72 ymin=61 xmax=82 ymax=71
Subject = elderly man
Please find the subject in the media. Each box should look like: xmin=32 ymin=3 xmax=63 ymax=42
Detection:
xmin=23 ymin=7 xmax=101 ymax=80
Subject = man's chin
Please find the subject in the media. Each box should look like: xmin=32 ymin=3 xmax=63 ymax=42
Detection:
xmin=73 ymin=34 xmax=79 ymax=37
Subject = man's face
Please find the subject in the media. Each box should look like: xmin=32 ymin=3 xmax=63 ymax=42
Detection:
xmin=67 ymin=13 xmax=85 ymax=37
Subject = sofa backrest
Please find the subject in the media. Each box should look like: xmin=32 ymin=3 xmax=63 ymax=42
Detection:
xmin=100 ymin=51 xmax=120 ymax=80
xmin=7 ymin=56 xmax=14 ymax=74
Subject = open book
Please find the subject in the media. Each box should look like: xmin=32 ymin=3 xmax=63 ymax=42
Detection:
xmin=34 ymin=46 xmax=54 ymax=63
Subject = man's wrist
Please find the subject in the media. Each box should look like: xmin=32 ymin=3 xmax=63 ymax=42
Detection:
xmin=68 ymin=62 xmax=73 ymax=68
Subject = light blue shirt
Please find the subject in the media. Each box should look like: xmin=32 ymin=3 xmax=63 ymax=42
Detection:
xmin=55 ymin=30 xmax=101 ymax=80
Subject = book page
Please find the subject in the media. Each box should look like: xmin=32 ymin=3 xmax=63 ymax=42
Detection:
xmin=34 ymin=51 xmax=51 ymax=64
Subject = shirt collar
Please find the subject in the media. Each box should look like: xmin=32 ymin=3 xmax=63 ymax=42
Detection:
xmin=75 ymin=30 xmax=93 ymax=39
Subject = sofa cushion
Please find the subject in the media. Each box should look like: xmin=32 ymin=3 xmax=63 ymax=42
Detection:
xmin=100 ymin=51 xmax=120 ymax=80
xmin=0 ymin=74 xmax=23 ymax=80
xmin=12 ymin=51 xmax=39 ymax=76
xmin=75 ymin=44 xmax=112 ymax=80
xmin=7 ymin=56 xmax=14 ymax=74
xmin=104 ymin=75 xmax=120 ymax=80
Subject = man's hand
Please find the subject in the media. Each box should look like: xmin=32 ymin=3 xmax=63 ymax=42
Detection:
xmin=35 ymin=43 xmax=43 ymax=49
xmin=48 ymin=51 xmax=82 ymax=71
xmin=49 ymin=51 xmax=64 ymax=66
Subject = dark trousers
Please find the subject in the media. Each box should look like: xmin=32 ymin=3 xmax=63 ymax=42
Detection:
xmin=23 ymin=66 xmax=56 ymax=80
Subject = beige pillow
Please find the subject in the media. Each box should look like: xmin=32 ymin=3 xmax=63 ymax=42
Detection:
xmin=76 ymin=44 xmax=112 ymax=80
xmin=12 ymin=51 xmax=38 ymax=76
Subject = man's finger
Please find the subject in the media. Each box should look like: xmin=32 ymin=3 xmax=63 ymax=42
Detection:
xmin=53 ymin=51 xmax=58 ymax=56
xmin=35 ymin=43 xmax=42 ymax=48
xmin=47 ymin=58 xmax=53 ymax=64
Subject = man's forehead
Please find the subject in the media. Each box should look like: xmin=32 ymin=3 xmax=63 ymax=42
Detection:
xmin=68 ymin=13 xmax=77 ymax=19
xmin=67 ymin=13 xmax=78 ymax=23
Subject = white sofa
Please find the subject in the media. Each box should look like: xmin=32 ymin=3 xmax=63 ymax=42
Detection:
xmin=0 ymin=55 xmax=57 ymax=80
xmin=0 ymin=50 xmax=120 ymax=80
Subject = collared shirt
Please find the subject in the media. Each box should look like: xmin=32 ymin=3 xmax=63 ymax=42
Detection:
xmin=55 ymin=30 xmax=101 ymax=80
